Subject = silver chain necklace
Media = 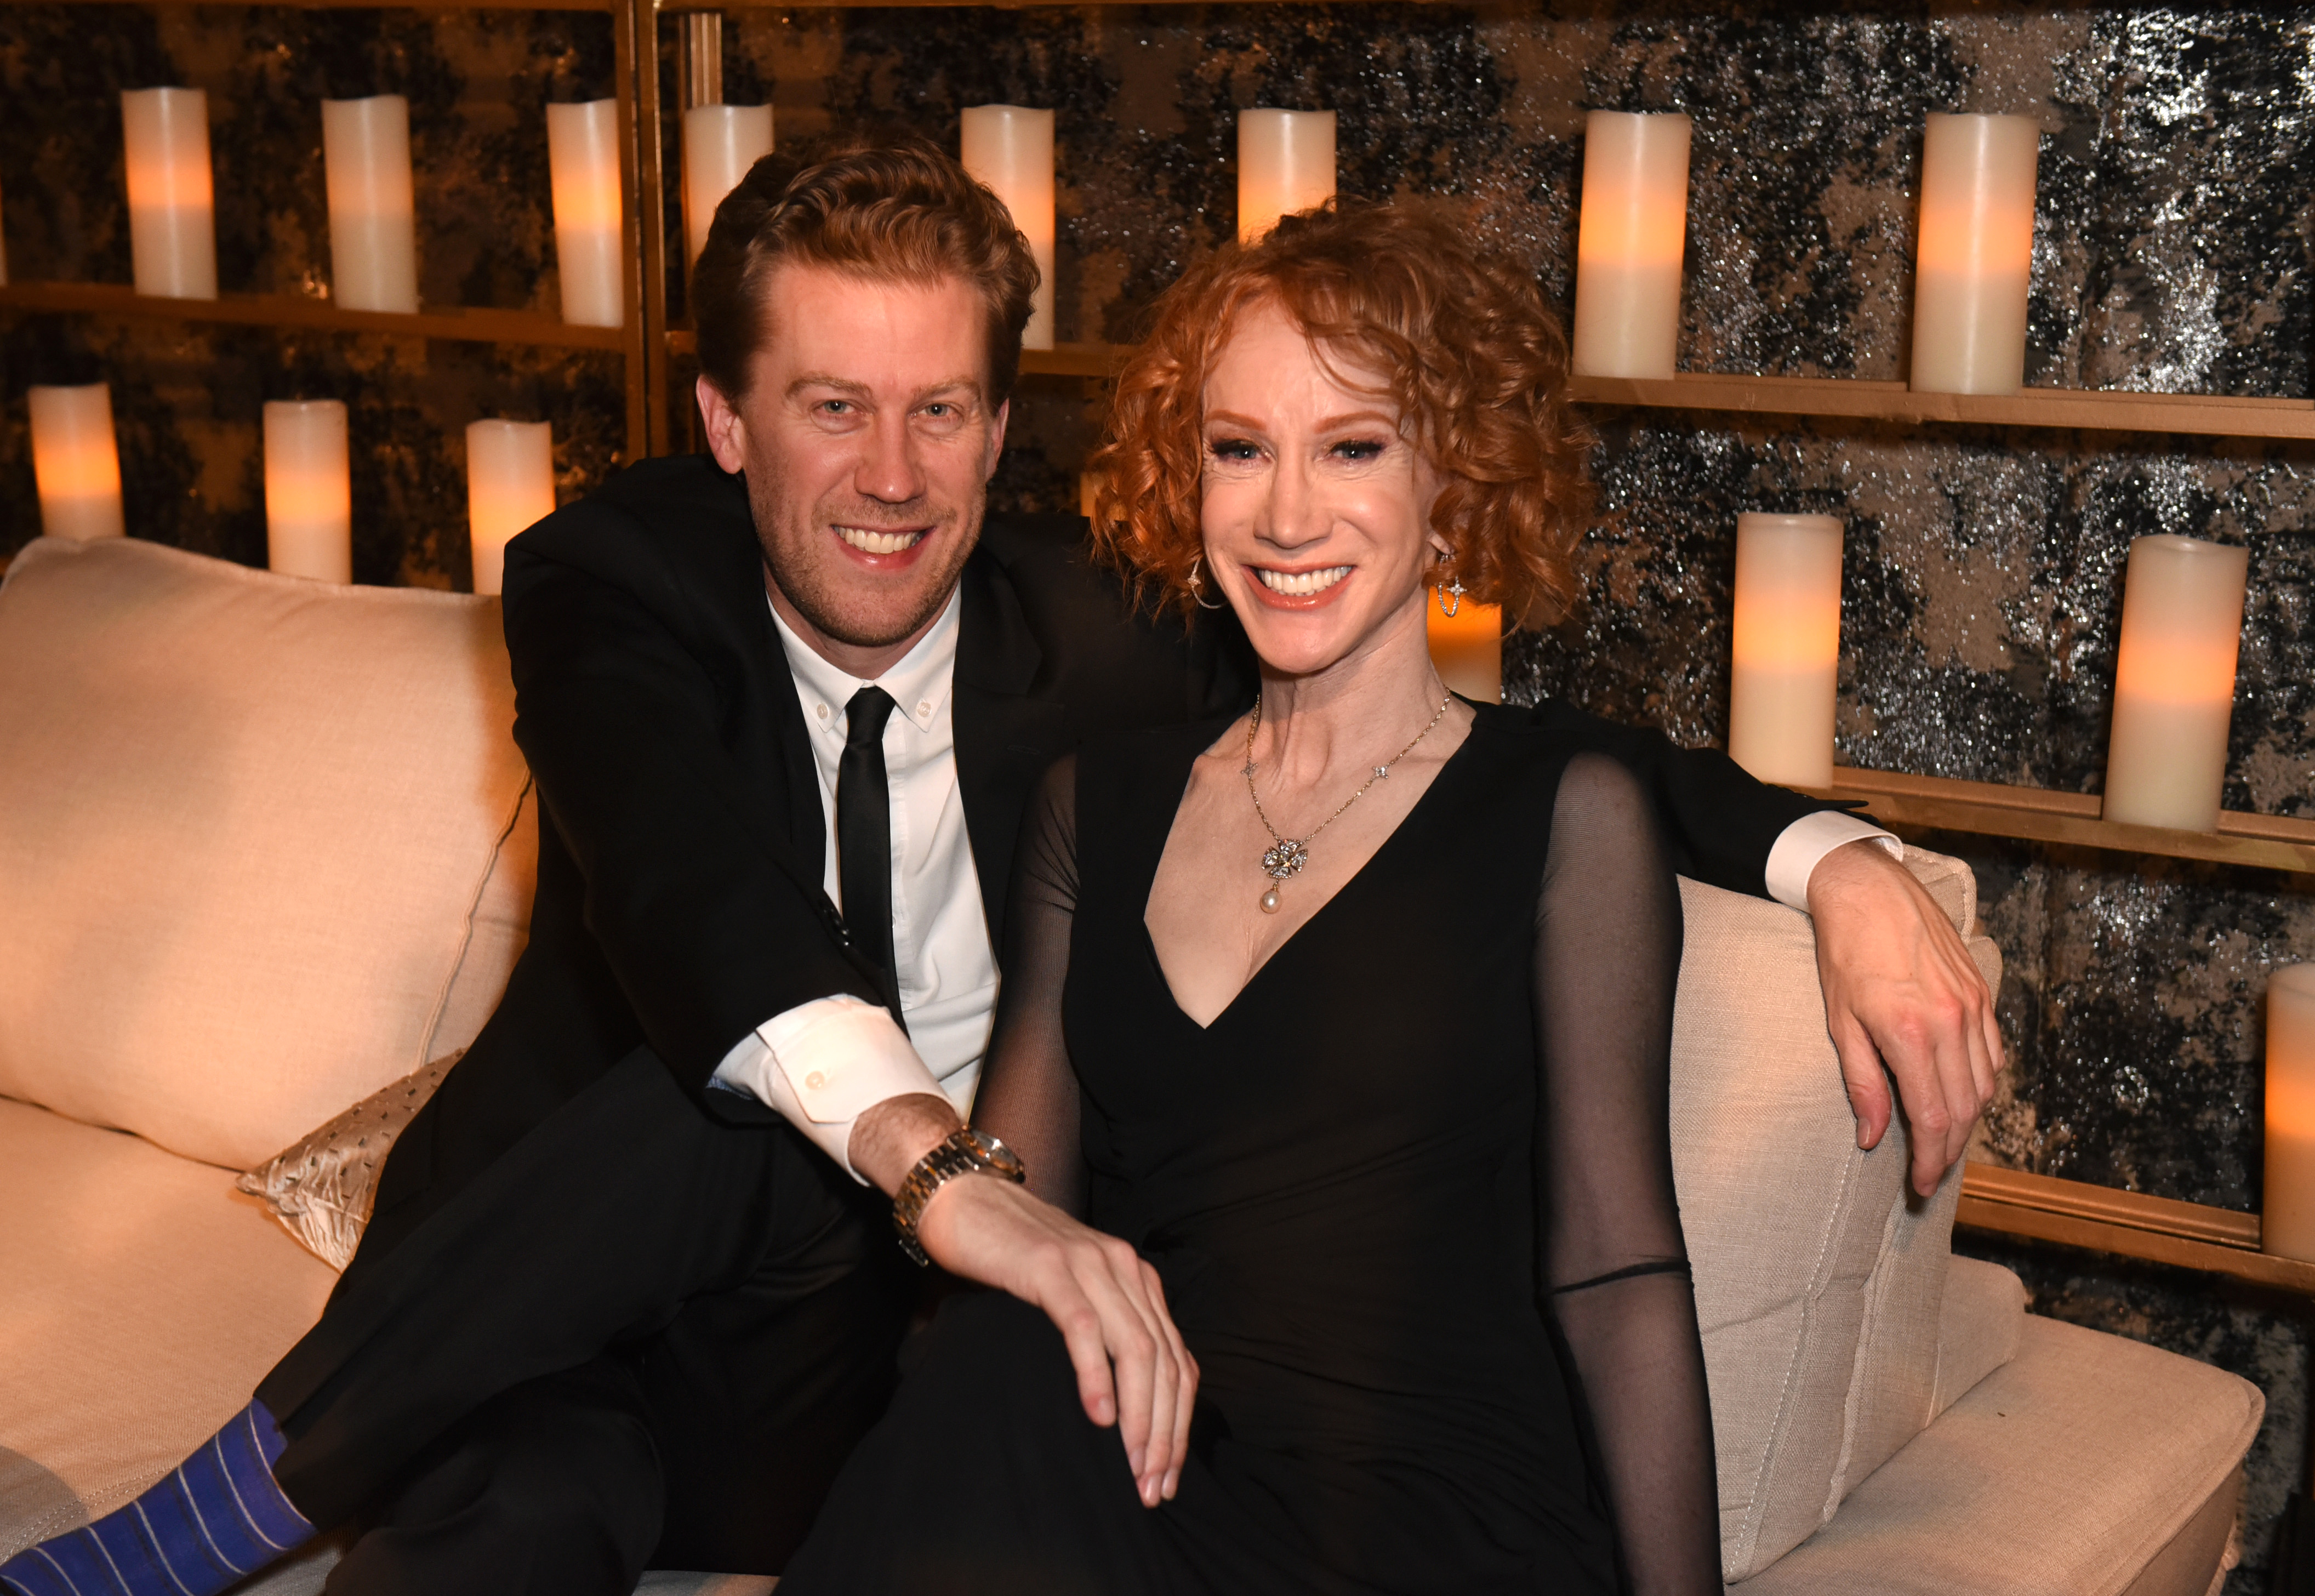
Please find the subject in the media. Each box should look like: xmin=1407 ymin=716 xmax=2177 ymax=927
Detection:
xmin=1243 ymin=689 xmax=1454 ymax=915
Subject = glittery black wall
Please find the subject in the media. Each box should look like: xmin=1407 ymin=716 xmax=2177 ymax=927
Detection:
xmin=6 ymin=1 xmax=2314 ymax=1587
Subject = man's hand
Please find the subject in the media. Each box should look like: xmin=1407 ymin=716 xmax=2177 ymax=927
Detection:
xmin=847 ymin=1092 xmax=1197 ymax=1508
xmin=916 ymin=1174 xmax=1196 ymax=1508
xmin=1806 ymin=840 xmax=2003 ymax=1196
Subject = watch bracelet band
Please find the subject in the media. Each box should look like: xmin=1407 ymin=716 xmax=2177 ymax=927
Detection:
xmin=892 ymin=1127 xmax=1026 ymax=1266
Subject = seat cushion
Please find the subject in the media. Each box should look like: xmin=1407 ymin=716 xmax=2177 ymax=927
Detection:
xmin=1673 ymin=843 xmax=1999 ymax=1579
xmin=1738 ymin=1313 xmax=2263 ymax=1595
xmin=0 ymin=1097 xmax=337 ymax=1558
xmin=0 ymin=536 xmax=534 ymax=1171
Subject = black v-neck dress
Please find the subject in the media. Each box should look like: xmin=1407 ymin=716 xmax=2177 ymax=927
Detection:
xmin=780 ymin=704 xmax=1721 ymax=1595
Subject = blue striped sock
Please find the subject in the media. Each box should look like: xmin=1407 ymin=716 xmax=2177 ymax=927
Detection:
xmin=0 ymin=1400 xmax=313 ymax=1596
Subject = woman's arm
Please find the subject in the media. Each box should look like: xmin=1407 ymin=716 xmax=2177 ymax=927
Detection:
xmin=971 ymin=754 xmax=1090 ymax=1216
xmin=1535 ymin=753 xmax=1722 ymax=1595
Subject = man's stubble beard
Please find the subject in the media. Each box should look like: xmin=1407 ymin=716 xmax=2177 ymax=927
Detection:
xmin=748 ymin=463 xmax=987 ymax=651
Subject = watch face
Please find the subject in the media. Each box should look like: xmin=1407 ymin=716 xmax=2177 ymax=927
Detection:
xmin=966 ymin=1128 xmax=1027 ymax=1179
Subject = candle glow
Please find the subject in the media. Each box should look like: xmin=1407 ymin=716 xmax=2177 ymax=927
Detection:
xmin=1727 ymin=514 xmax=1845 ymax=790
xmin=1911 ymin=114 xmax=2039 ymax=396
xmin=264 ymin=401 xmax=353 ymax=583
xmin=1571 ymin=111 xmax=1692 ymax=380
xmin=682 ymin=104 xmax=773 ymax=267
xmin=547 ymin=101 xmax=625 ymax=329
xmin=28 ymin=384 xmax=126 ymax=542
xmin=2101 ymin=534 xmax=2248 ymax=833
xmin=1427 ymin=595 xmax=1503 ymax=704
xmin=322 ymin=96 xmax=420 ymax=315
xmin=1237 ymin=110 xmax=1335 ymax=244
xmin=2266 ymin=966 xmax=2315 ymax=1262
xmin=961 ymin=105 xmax=1056 ymax=350
xmin=466 ymin=419 xmax=556 ymax=597
xmin=121 ymin=88 xmax=217 ymax=300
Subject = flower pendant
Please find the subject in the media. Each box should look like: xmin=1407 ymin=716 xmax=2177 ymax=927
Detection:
xmin=1259 ymin=839 xmax=1307 ymax=914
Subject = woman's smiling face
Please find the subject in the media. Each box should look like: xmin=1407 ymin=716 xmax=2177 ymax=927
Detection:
xmin=1198 ymin=298 xmax=1448 ymax=680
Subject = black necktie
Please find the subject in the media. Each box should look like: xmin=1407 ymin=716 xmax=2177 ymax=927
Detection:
xmin=837 ymin=686 xmax=900 ymax=996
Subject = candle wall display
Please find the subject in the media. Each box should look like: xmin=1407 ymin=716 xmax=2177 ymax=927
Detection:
xmin=1727 ymin=513 xmax=1845 ymax=790
xmin=466 ymin=419 xmax=555 ymax=597
xmin=961 ymin=105 xmax=1056 ymax=350
xmin=2266 ymin=966 xmax=2315 ymax=1262
xmin=263 ymin=401 xmax=353 ymax=583
xmin=121 ymin=88 xmax=217 ymax=300
xmin=1427 ymin=594 xmax=1502 ymax=704
xmin=547 ymin=101 xmax=625 ymax=329
xmin=1238 ymin=110 xmax=1335 ymax=243
xmin=2102 ymin=534 xmax=2249 ymax=833
xmin=1571 ymin=111 xmax=1692 ymax=380
xmin=1911 ymin=113 xmax=2039 ymax=396
xmin=322 ymin=96 xmax=420 ymax=315
xmin=28 ymin=384 xmax=126 ymax=542
xmin=682 ymin=104 xmax=773 ymax=266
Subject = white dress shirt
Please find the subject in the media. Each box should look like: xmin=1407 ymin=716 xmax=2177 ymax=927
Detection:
xmin=710 ymin=590 xmax=995 ymax=1179
xmin=712 ymin=592 xmax=1895 ymax=1180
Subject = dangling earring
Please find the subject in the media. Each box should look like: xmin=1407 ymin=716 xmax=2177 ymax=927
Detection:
xmin=1189 ymin=555 xmax=1226 ymax=611
xmin=1436 ymin=562 xmax=1466 ymax=619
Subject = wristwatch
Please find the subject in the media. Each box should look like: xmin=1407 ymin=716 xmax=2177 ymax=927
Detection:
xmin=892 ymin=1127 xmax=1028 ymax=1266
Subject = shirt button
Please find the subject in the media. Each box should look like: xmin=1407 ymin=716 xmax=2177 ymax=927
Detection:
xmin=816 ymin=704 xmax=829 ymax=719
xmin=805 ymin=1070 xmax=828 ymax=1091
xmin=917 ymin=700 xmax=931 ymax=719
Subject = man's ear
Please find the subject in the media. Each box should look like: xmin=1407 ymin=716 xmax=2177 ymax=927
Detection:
xmin=698 ymin=377 xmax=748 ymax=474
xmin=983 ymin=398 xmax=1010 ymax=484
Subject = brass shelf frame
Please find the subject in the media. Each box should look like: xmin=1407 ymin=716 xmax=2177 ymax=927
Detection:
xmin=1822 ymin=768 xmax=2315 ymax=875
xmin=1958 ymin=1164 xmax=2315 ymax=1295
xmin=1568 ymin=371 xmax=2315 ymax=442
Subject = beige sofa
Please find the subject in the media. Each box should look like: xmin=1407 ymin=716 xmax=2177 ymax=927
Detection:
xmin=0 ymin=535 xmax=2263 ymax=1595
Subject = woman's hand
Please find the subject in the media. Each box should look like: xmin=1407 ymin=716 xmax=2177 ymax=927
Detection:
xmin=917 ymin=1172 xmax=1198 ymax=1508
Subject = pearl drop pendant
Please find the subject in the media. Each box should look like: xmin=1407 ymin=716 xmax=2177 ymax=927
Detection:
xmin=1259 ymin=885 xmax=1281 ymax=914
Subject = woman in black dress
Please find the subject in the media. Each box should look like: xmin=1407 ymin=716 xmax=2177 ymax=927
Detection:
xmin=780 ymin=199 xmax=1721 ymax=1596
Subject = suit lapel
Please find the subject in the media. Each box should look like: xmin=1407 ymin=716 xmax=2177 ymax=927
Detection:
xmin=954 ymin=548 xmax=1069 ymax=955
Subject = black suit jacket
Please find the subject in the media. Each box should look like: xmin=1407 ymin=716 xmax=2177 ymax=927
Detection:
xmin=366 ymin=453 xmax=1842 ymax=1242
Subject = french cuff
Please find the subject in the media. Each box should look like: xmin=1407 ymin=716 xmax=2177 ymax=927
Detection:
xmin=1765 ymin=810 xmax=1901 ymax=912
xmin=708 ymin=995 xmax=944 ymax=1182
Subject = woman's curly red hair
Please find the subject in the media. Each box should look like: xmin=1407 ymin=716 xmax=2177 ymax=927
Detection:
xmin=1088 ymin=198 xmax=1596 ymax=627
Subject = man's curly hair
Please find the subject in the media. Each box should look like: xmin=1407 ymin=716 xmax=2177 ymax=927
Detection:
xmin=1087 ymin=198 xmax=1595 ymax=628
xmin=691 ymin=137 xmax=1040 ymax=407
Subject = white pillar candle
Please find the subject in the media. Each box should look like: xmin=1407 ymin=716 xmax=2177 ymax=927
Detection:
xmin=28 ymin=384 xmax=126 ymax=541
xmin=1571 ymin=111 xmax=1692 ymax=380
xmin=1911 ymin=113 xmax=2038 ymax=396
xmin=547 ymin=101 xmax=625 ymax=329
xmin=121 ymin=88 xmax=216 ymax=300
xmin=322 ymin=96 xmax=420 ymax=315
xmin=1427 ymin=594 xmax=1502 ymax=704
xmin=1728 ymin=513 xmax=1844 ymax=789
xmin=263 ymin=401 xmax=352 ymax=583
xmin=1237 ymin=109 xmax=1335 ymax=243
xmin=2101 ymin=534 xmax=2249 ymax=832
xmin=2266 ymin=966 xmax=2315 ymax=1261
xmin=682 ymin=104 xmax=773 ymax=267
xmin=961 ymin=105 xmax=1056 ymax=350
xmin=466 ymin=419 xmax=555 ymax=596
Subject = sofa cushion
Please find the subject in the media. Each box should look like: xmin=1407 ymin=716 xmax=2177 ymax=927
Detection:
xmin=1738 ymin=1313 xmax=2262 ymax=1595
xmin=0 ymin=537 xmax=534 ymax=1171
xmin=1673 ymin=843 xmax=1997 ymax=1580
xmin=1929 ymin=1255 xmax=2026 ymax=1422
xmin=0 ymin=1097 xmax=337 ymax=1559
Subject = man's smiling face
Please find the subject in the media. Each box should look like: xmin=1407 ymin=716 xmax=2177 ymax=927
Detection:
xmin=699 ymin=263 xmax=1007 ymax=675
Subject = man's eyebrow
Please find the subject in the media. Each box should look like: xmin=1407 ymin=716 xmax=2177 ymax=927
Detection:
xmin=784 ymin=374 xmax=985 ymax=404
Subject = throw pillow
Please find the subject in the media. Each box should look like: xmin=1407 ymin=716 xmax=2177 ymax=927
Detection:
xmin=237 ymin=1052 xmax=460 ymax=1269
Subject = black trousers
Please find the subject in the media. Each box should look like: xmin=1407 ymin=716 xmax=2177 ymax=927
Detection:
xmin=253 ymin=1048 xmax=916 ymax=1594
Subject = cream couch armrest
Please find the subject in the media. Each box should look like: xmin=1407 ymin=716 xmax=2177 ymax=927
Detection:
xmin=1928 ymin=1256 xmax=2025 ymax=1422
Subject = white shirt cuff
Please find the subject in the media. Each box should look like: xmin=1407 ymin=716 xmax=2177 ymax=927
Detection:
xmin=708 ymin=995 xmax=945 ymax=1182
xmin=1765 ymin=811 xmax=1901 ymax=911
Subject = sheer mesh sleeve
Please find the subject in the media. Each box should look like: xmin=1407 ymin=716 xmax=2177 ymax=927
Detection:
xmin=970 ymin=754 xmax=1089 ymax=1218
xmin=1536 ymin=753 xmax=1721 ymax=1595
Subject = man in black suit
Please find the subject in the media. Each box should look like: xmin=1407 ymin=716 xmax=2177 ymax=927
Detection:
xmin=0 ymin=141 xmax=1999 ymax=1596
